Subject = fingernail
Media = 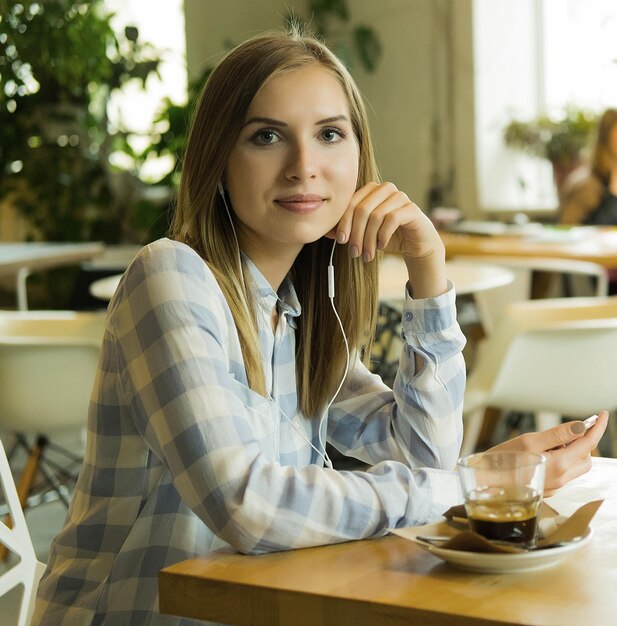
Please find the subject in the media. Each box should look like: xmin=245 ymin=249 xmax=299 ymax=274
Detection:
xmin=363 ymin=250 xmax=371 ymax=263
xmin=570 ymin=422 xmax=585 ymax=434
xmin=349 ymin=245 xmax=359 ymax=258
xmin=336 ymin=231 xmax=347 ymax=244
xmin=376 ymin=239 xmax=384 ymax=250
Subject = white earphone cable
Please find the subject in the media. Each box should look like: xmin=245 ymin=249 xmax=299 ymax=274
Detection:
xmin=219 ymin=182 xmax=349 ymax=469
xmin=316 ymin=239 xmax=350 ymax=469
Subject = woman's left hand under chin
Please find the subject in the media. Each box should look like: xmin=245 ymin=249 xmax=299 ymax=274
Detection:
xmin=330 ymin=181 xmax=448 ymax=298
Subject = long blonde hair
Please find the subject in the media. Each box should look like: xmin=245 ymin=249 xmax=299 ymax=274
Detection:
xmin=169 ymin=28 xmax=380 ymax=417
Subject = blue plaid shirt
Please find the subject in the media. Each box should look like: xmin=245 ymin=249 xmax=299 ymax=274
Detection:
xmin=34 ymin=238 xmax=465 ymax=625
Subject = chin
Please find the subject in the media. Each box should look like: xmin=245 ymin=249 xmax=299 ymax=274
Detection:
xmin=281 ymin=225 xmax=333 ymax=247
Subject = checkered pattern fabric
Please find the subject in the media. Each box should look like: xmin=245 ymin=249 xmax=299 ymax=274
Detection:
xmin=33 ymin=238 xmax=466 ymax=625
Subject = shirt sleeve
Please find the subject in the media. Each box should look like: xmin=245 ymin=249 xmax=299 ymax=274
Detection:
xmin=108 ymin=241 xmax=463 ymax=555
xmin=328 ymin=283 xmax=467 ymax=472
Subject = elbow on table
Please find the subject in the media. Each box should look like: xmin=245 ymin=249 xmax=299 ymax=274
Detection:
xmin=196 ymin=496 xmax=289 ymax=556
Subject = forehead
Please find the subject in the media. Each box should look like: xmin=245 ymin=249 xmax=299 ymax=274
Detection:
xmin=247 ymin=64 xmax=351 ymax=117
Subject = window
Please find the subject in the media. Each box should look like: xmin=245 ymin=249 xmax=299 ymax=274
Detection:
xmin=473 ymin=0 xmax=617 ymax=213
xmin=105 ymin=0 xmax=187 ymax=182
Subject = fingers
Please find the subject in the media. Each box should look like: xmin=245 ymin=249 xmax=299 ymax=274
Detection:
xmin=504 ymin=421 xmax=586 ymax=454
xmin=562 ymin=410 xmax=608 ymax=454
xmin=521 ymin=412 xmax=608 ymax=453
xmin=335 ymin=182 xmax=415 ymax=261
xmin=538 ymin=411 xmax=608 ymax=494
xmin=489 ymin=411 xmax=609 ymax=495
xmin=335 ymin=182 xmax=379 ymax=250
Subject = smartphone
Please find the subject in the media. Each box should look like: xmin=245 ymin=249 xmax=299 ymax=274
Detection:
xmin=583 ymin=414 xmax=599 ymax=431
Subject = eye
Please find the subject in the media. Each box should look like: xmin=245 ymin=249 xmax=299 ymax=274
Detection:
xmin=251 ymin=129 xmax=280 ymax=145
xmin=320 ymin=127 xmax=346 ymax=143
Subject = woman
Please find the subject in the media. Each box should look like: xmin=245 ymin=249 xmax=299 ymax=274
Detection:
xmin=559 ymin=107 xmax=617 ymax=226
xmin=34 ymin=29 xmax=607 ymax=625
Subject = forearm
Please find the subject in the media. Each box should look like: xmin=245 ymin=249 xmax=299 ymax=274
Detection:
xmin=403 ymin=247 xmax=448 ymax=300
xmin=330 ymin=286 xmax=466 ymax=470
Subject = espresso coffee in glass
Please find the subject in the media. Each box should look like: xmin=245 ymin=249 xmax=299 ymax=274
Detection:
xmin=458 ymin=451 xmax=546 ymax=548
xmin=464 ymin=485 xmax=541 ymax=545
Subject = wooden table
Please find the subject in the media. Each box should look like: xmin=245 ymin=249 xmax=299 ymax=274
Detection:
xmin=440 ymin=227 xmax=617 ymax=268
xmin=159 ymin=458 xmax=617 ymax=626
xmin=0 ymin=242 xmax=105 ymax=309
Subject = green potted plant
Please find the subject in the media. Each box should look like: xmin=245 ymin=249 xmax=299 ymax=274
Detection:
xmin=503 ymin=108 xmax=598 ymax=192
xmin=0 ymin=0 xmax=168 ymax=306
xmin=0 ymin=0 xmax=164 ymax=245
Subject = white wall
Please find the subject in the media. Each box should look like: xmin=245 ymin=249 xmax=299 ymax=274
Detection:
xmin=183 ymin=0 xmax=477 ymax=215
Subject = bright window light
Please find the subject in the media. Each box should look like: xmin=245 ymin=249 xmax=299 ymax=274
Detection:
xmin=105 ymin=0 xmax=187 ymax=182
xmin=474 ymin=0 xmax=617 ymax=213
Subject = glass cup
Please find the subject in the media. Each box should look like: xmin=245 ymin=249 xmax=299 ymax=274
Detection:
xmin=457 ymin=451 xmax=546 ymax=548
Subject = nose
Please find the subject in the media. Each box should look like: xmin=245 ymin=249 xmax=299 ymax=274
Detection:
xmin=284 ymin=139 xmax=318 ymax=181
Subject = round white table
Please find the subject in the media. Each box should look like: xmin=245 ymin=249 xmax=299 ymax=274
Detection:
xmin=378 ymin=255 xmax=515 ymax=301
xmin=89 ymin=274 xmax=123 ymax=301
xmin=0 ymin=242 xmax=105 ymax=310
xmin=90 ymin=259 xmax=516 ymax=304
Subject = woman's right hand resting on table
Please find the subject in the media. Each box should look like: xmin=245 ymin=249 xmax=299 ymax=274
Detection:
xmin=489 ymin=410 xmax=609 ymax=495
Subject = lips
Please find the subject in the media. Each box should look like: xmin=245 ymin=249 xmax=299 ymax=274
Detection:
xmin=275 ymin=194 xmax=326 ymax=213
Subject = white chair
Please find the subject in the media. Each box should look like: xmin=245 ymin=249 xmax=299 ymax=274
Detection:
xmin=0 ymin=311 xmax=105 ymax=514
xmin=0 ymin=437 xmax=46 ymax=626
xmin=462 ymin=296 xmax=617 ymax=456
xmin=457 ymin=256 xmax=609 ymax=334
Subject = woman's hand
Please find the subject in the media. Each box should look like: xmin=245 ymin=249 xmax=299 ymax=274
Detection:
xmin=330 ymin=181 xmax=448 ymax=298
xmin=489 ymin=411 xmax=609 ymax=496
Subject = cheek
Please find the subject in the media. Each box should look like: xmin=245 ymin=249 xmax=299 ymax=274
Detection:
xmin=225 ymin=153 xmax=262 ymax=207
xmin=333 ymin=146 xmax=360 ymax=191
xmin=330 ymin=162 xmax=359 ymax=219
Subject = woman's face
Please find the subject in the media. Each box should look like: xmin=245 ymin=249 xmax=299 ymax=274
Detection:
xmin=225 ymin=64 xmax=360 ymax=262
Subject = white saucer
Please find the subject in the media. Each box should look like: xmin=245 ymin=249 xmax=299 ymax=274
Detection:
xmin=411 ymin=528 xmax=592 ymax=574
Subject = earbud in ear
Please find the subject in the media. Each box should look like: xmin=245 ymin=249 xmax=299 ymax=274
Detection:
xmin=217 ymin=181 xmax=225 ymax=199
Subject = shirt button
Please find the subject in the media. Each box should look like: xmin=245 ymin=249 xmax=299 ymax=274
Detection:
xmin=404 ymin=312 xmax=413 ymax=321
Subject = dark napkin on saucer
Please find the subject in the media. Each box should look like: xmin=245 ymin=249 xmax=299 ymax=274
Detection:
xmin=434 ymin=500 xmax=603 ymax=553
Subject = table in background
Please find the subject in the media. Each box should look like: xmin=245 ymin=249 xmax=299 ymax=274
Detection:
xmin=440 ymin=226 xmax=617 ymax=268
xmin=378 ymin=257 xmax=514 ymax=350
xmin=90 ymin=258 xmax=516 ymax=304
xmin=159 ymin=458 xmax=617 ymax=626
xmin=89 ymin=274 xmax=122 ymax=301
xmin=72 ymin=244 xmax=141 ymax=309
xmin=0 ymin=242 xmax=105 ymax=310
xmin=379 ymin=255 xmax=515 ymax=300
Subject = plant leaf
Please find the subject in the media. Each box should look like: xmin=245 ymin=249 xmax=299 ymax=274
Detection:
xmin=353 ymin=26 xmax=382 ymax=72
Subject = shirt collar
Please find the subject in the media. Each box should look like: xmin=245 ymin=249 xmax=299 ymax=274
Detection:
xmin=243 ymin=255 xmax=301 ymax=326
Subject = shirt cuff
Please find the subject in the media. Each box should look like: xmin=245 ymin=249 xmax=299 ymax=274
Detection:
xmin=425 ymin=468 xmax=463 ymax=522
xmin=400 ymin=280 xmax=457 ymax=335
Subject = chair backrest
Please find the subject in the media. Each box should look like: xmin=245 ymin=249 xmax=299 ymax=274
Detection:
xmin=459 ymin=256 xmax=610 ymax=333
xmin=0 ymin=311 xmax=105 ymax=433
xmin=467 ymin=296 xmax=617 ymax=416
xmin=0 ymin=437 xmax=46 ymax=626
xmin=370 ymin=302 xmax=404 ymax=387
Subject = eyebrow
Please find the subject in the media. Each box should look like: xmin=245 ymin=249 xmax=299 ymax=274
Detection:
xmin=243 ymin=115 xmax=350 ymax=127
